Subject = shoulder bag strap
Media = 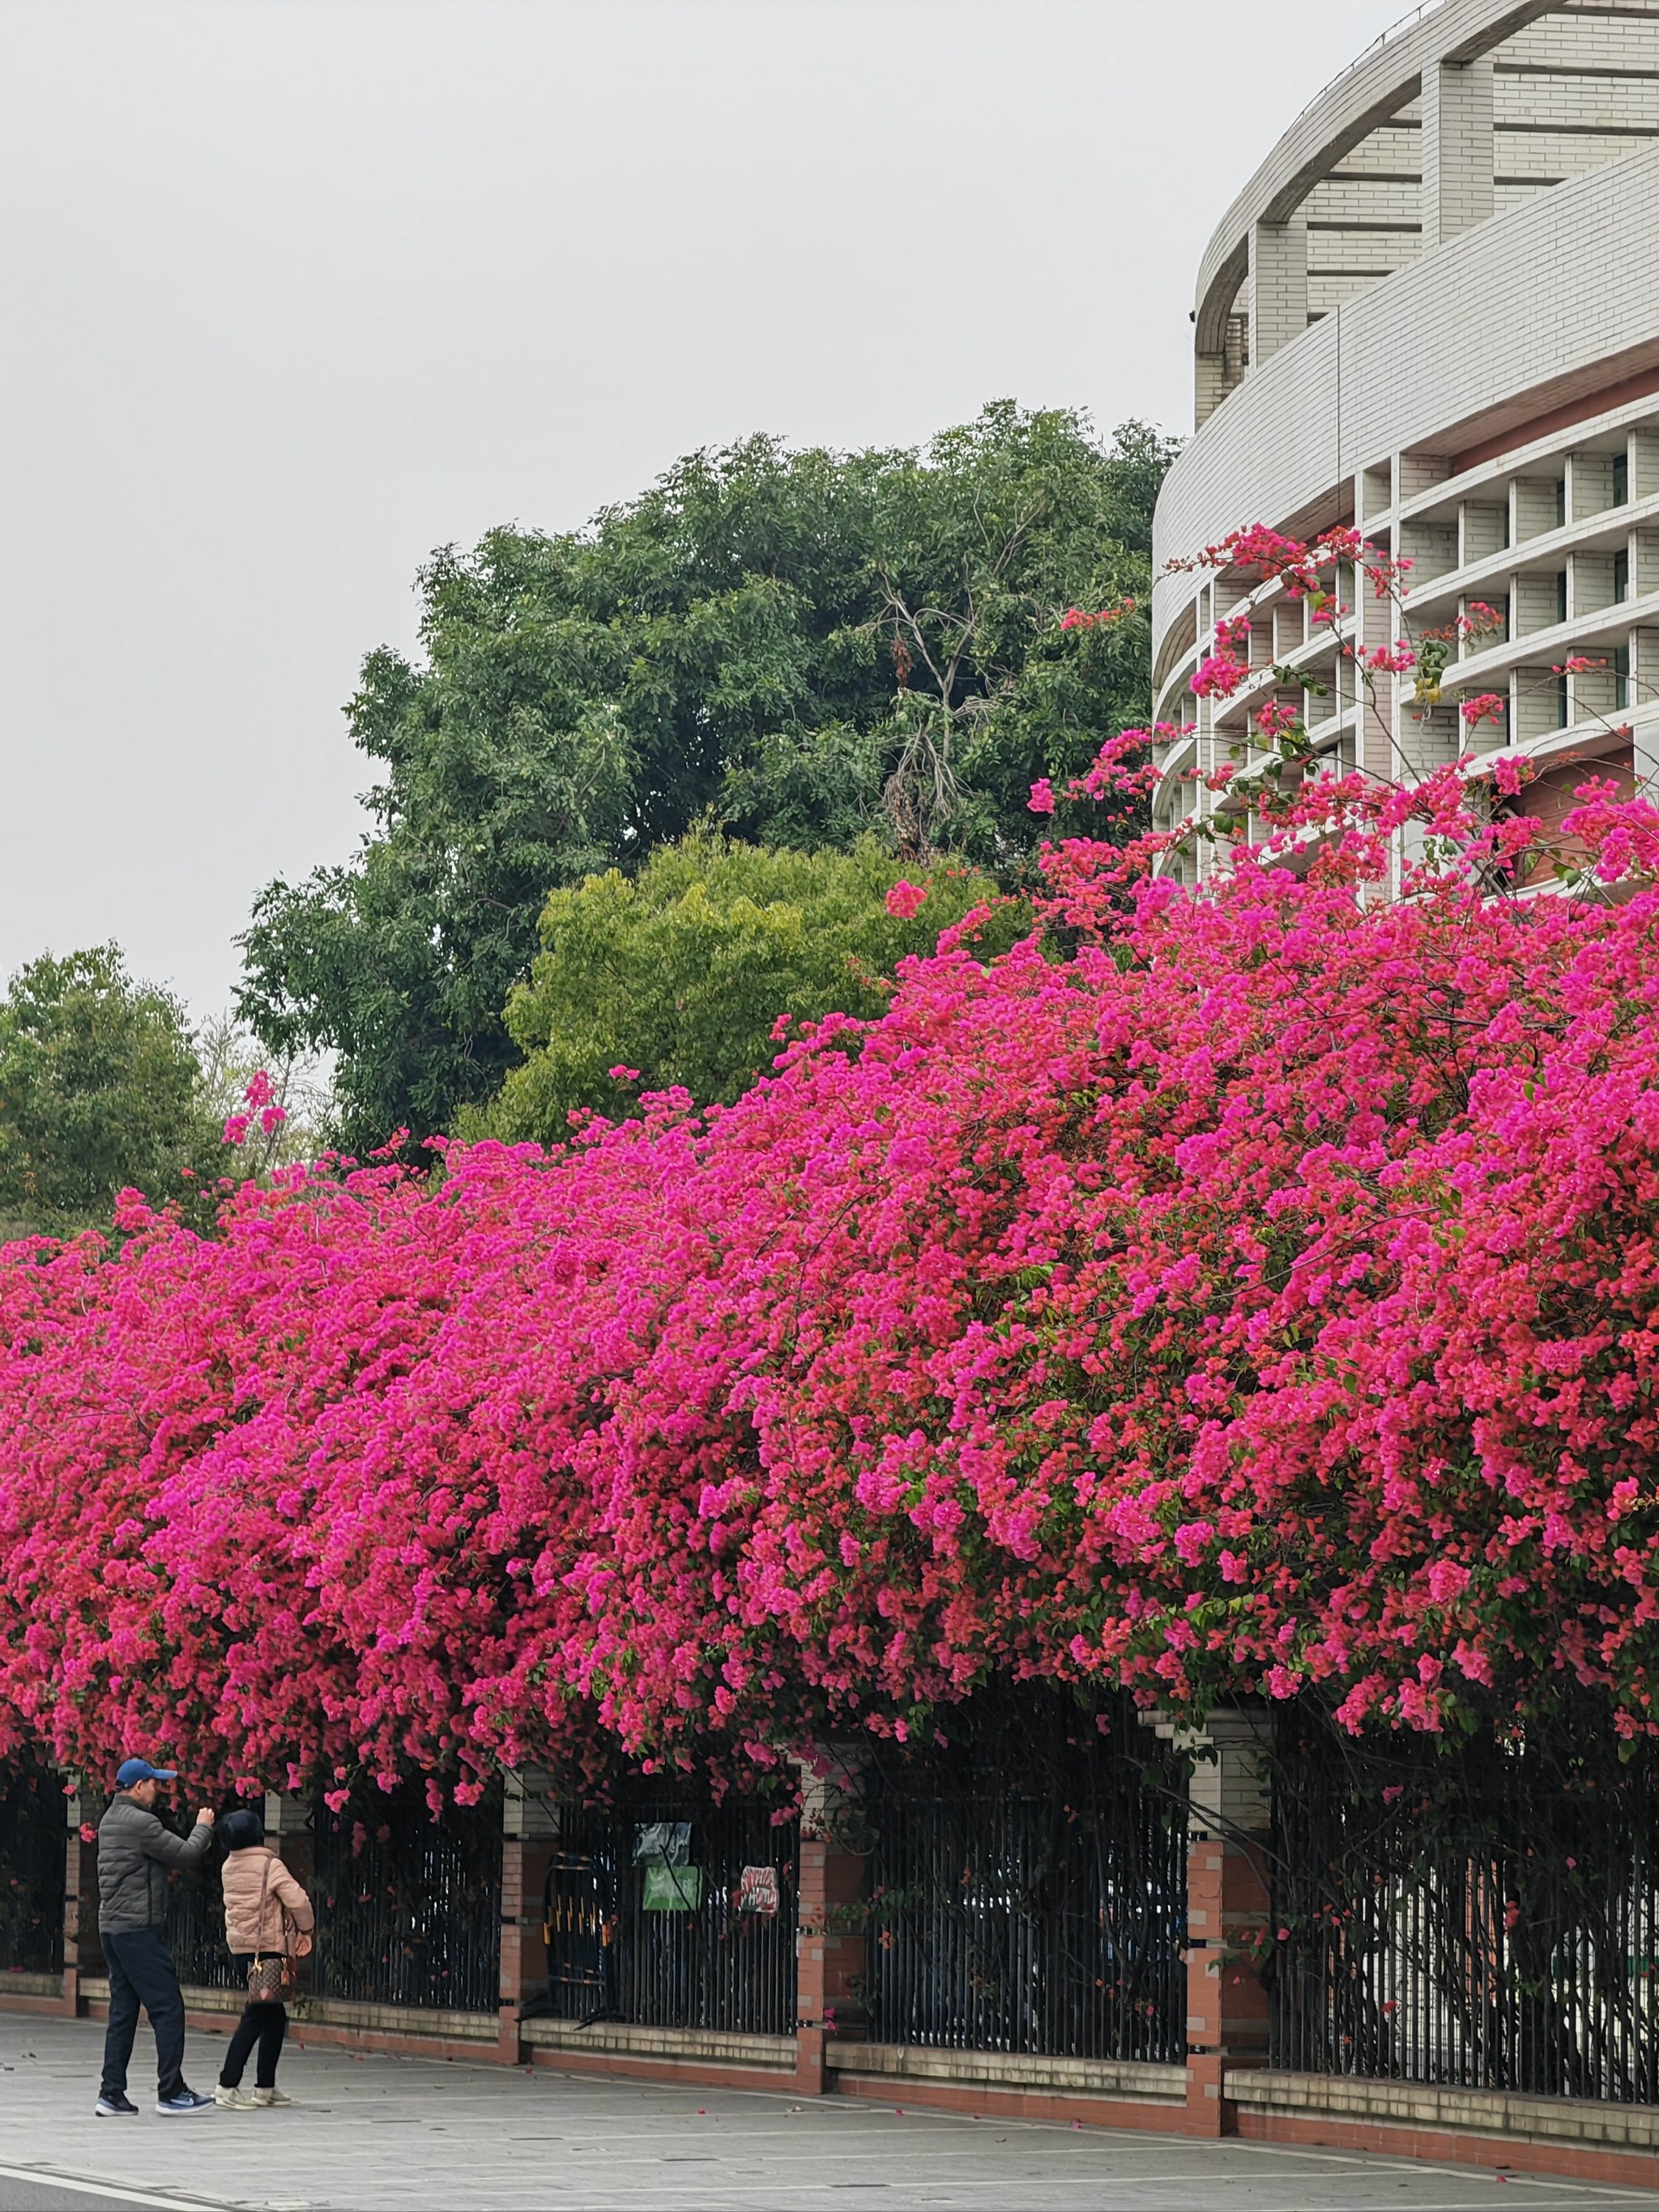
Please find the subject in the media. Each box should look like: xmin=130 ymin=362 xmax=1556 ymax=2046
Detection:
xmin=275 ymin=1863 xmax=298 ymax=1954
xmin=250 ymin=1852 xmax=275 ymax=1962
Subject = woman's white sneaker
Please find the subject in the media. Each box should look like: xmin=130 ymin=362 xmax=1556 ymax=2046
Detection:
xmin=251 ymin=2086 xmax=294 ymax=2107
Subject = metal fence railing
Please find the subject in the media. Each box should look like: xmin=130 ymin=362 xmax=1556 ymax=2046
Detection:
xmin=0 ymin=1762 xmax=64 ymax=1976
xmin=867 ymin=1704 xmax=1188 ymax=2064
xmin=542 ymin=1794 xmax=798 ymax=2036
xmin=311 ymin=1783 xmax=502 ymax=2013
xmin=164 ymin=1862 xmax=244 ymax=1992
xmin=29 ymin=1698 xmax=1659 ymax=2102
xmin=1270 ymin=1708 xmax=1659 ymax=2103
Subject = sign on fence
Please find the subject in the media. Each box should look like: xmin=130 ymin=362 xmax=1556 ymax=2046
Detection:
xmin=642 ymin=1862 xmax=704 ymax=1912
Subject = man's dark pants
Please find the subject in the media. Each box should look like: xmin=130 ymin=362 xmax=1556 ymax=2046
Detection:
xmin=100 ymin=1929 xmax=187 ymax=2101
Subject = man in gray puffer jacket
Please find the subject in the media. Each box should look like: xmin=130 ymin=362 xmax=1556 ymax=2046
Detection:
xmin=95 ymin=1758 xmax=216 ymax=2116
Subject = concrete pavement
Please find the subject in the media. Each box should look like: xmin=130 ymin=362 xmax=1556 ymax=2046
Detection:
xmin=2 ymin=2015 xmax=1657 ymax=2212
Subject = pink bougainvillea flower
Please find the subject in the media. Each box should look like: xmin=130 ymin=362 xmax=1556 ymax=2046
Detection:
xmin=4 ymin=516 xmax=1659 ymax=1798
xmin=1460 ymin=693 xmax=1508 ymax=727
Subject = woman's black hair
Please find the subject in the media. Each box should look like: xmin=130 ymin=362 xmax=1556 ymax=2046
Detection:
xmin=220 ymin=1807 xmax=266 ymax=1850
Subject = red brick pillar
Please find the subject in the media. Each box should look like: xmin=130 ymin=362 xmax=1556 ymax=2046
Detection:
xmin=60 ymin=1775 xmax=90 ymax=2016
xmin=499 ymin=1770 xmax=557 ymax=2064
xmin=262 ymin=1791 xmax=315 ymax=1888
xmin=262 ymin=1792 xmax=315 ymax=2015
xmin=792 ymin=1750 xmax=869 ymax=2096
xmin=1156 ymin=1711 xmax=1272 ymax=2137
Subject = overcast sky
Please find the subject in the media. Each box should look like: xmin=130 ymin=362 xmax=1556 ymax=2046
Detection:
xmin=1 ymin=0 xmax=1407 ymax=1022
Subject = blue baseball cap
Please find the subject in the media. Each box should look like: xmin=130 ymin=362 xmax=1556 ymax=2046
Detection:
xmin=116 ymin=1758 xmax=178 ymax=1788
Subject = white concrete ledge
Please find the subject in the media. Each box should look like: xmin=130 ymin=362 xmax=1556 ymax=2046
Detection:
xmin=288 ymin=1997 xmax=498 ymax=2040
xmin=1226 ymin=2068 xmax=1659 ymax=2153
xmin=524 ymin=2017 xmax=795 ymax=2069
xmin=80 ymin=1976 xmax=500 ymax=2042
xmin=0 ymin=1973 xmax=59 ymax=1999
xmin=827 ymin=2040 xmax=1188 ymax=2103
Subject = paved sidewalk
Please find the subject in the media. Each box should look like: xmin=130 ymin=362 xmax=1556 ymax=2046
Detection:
xmin=2 ymin=2016 xmax=1657 ymax=2212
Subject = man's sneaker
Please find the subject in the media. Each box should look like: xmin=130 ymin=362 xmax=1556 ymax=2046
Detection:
xmin=251 ymin=2086 xmax=294 ymax=2107
xmin=156 ymin=2088 xmax=215 ymax=2115
xmin=94 ymin=2092 xmax=139 ymax=2116
xmin=215 ymin=2084 xmax=257 ymax=2108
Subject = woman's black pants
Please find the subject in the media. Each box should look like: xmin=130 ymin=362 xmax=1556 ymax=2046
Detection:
xmin=220 ymin=1984 xmax=287 ymax=2091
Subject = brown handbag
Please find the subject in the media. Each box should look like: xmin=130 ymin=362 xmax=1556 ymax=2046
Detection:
xmin=245 ymin=1853 xmax=302 ymax=2002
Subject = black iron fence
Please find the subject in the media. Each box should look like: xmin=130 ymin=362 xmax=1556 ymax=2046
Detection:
xmin=0 ymin=1762 xmax=63 ymax=1976
xmin=542 ymin=1792 xmax=797 ymax=2036
xmin=867 ymin=1698 xmax=1188 ymax=2063
xmin=311 ymin=1781 xmax=503 ymax=2012
xmin=1270 ymin=1706 xmax=1659 ymax=2103
xmin=164 ymin=1864 xmax=243 ymax=1992
xmin=25 ymin=1695 xmax=1659 ymax=2103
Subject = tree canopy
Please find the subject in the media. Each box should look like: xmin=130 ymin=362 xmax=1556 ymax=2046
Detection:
xmin=0 ymin=946 xmax=219 ymax=1236
xmin=469 ymin=832 xmax=1011 ymax=1147
xmin=239 ymin=403 xmax=1172 ymax=1152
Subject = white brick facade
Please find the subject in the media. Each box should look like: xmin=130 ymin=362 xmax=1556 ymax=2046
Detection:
xmin=1151 ymin=0 xmax=1659 ymax=878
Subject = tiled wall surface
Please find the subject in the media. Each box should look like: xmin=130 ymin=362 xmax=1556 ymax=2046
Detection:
xmin=1193 ymin=0 xmax=1659 ymax=422
xmin=1156 ymin=140 xmax=1659 ymax=632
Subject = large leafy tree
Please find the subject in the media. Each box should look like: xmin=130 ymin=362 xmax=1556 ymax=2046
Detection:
xmin=468 ymin=832 xmax=1009 ymax=1146
xmin=0 ymin=947 xmax=220 ymax=1236
xmin=239 ymin=403 xmax=1173 ymax=1151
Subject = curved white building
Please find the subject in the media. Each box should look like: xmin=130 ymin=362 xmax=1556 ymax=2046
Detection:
xmin=1151 ymin=0 xmax=1659 ymax=877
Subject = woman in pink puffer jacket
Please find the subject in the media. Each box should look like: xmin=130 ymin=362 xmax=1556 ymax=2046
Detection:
xmin=215 ymin=1808 xmax=315 ymax=2110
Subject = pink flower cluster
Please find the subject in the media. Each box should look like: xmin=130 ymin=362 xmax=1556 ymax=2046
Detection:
xmin=1191 ymin=654 xmax=1249 ymax=700
xmin=5 ymin=578 xmax=1659 ymax=1792
xmin=223 ymin=1072 xmax=288 ymax=1149
xmin=1460 ymin=693 xmax=1508 ymax=727
xmin=1058 ymin=599 xmax=1137 ymax=632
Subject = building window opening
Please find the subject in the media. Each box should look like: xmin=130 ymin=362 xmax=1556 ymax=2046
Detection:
xmin=1614 ymin=549 xmax=1630 ymax=603
xmin=1613 ymin=452 xmax=1629 ymax=508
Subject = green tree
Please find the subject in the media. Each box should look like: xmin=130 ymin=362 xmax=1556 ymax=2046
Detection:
xmin=0 ymin=946 xmax=220 ymax=1236
xmin=239 ymin=403 xmax=1175 ymax=1150
xmin=731 ymin=404 xmax=1168 ymax=861
xmin=469 ymin=833 xmax=1011 ymax=1146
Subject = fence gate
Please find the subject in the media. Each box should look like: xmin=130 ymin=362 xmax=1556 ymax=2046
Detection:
xmin=543 ymin=1831 xmax=618 ymax=2023
xmin=0 ymin=1763 xmax=63 ymax=1977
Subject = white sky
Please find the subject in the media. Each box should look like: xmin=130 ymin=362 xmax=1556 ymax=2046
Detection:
xmin=0 ymin=0 xmax=1406 ymax=1021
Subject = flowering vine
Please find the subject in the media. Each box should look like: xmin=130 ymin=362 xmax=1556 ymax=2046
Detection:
xmin=5 ymin=531 xmax=1659 ymax=1794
